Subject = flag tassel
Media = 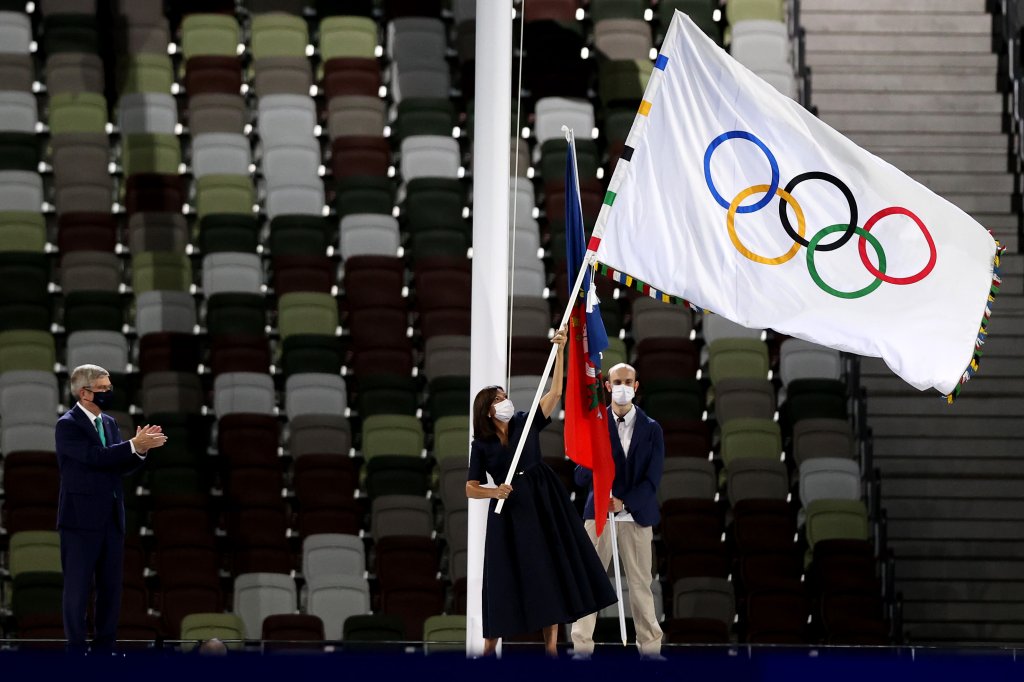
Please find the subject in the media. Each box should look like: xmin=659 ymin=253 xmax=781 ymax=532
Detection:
xmin=945 ymin=241 xmax=1005 ymax=404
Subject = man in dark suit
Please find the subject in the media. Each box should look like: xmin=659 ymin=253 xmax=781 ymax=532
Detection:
xmin=571 ymin=362 xmax=665 ymax=660
xmin=56 ymin=364 xmax=167 ymax=652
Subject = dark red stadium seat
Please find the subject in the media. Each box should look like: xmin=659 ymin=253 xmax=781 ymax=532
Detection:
xmin=635 ymin=338 xmax=700 ymax=380
xmin=151 ymin=508 xmax=217 ymax=551
xmin=380 ymin=581 xmax=445 ymax=641
xmin=138 ymin=332 xmax=201 ymax=374
xmin=184 ymin=56 xmax=242 ymax=96
xmin=374 ymin=536 xmax=439 ymax=590
xmin=57 ymin=212 xmax=118 ymax=253
xmin=160 ymin=585 xmax=223 ymax=638
xmin=342 ymin=256 xmax=405 ymax=313
xmin=347 ymin=308 xmax=410 ymax=352
xmin=732 ymin=499 xmax=798 ymax=555
xmin=226 ymin=468 xmax=285 ymax=511
xmin=208 ymin=335 xmax=272 ymax=375
xmin=522 ymin=0 xmax=579 ymax=23
xmin=661 ymin=617 xmax=731 ymax=644
xmin=217 ymin=414 xmax=280 ymax=469
xmin=262 ymin=614 xmax=325 ymax=650
xmin=745 ymin=586 xmax=810 ymax=644
xmin=293 ymin=455 xmax=358 ymax=508
xmin=660 ymin=419 xmax=712 ymax=458
xmin=383 ymin=0 xmax=443 ymax=20
xmin=272 ymin=255 xmax=336 ymax=295
xmin=124 ymin=174 xmax=187 ymax=214
xmin=322 ymin=58 xmax=381 ymax=99
xmin=297 ymin=505 xmax=362 ymax=538
xmin=330 ymin=136 xmax=391 ymax=179
xmin=510 ymin=336 xmax=552 ymax=376
xmin=350 ymin=345 xmax=415 ymax=378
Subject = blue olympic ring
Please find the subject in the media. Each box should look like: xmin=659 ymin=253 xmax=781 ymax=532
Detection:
xmin=703 ymin=131 xmax=780 ymax=213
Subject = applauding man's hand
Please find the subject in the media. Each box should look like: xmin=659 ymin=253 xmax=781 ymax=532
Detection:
xmin=132 ymin=424 xmax=167 ymax=455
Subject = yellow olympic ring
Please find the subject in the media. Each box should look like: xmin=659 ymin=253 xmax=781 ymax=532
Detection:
xmin=726 ymin=184 xmax=806 ymax=265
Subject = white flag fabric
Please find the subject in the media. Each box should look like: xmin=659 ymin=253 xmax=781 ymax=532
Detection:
xmin=593 ymin=11 xmax=1003 ymax=399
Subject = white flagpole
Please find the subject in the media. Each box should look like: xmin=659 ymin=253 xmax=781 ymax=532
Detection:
xmin=608 ymin=512 xmax=627 ymax=646
xmin=494 ymin=250 xmax=593 ymax=513
xmin=467 ymin=0 xmax=513 ymax=657
xmin=494 ymin=124 xmax=594 ymax=513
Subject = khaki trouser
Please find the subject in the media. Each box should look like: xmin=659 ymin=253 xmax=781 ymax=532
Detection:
xmin=570 ymin=518 xmax=663 ymax=656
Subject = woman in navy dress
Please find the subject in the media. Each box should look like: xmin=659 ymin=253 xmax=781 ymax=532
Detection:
xmin=466 ymin=328 xmax=616 ymax=657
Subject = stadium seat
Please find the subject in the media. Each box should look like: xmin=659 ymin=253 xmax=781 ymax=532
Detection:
xmin=233 ymin=572 xmax=298 ymax=641
xmin=306 ymin=574 xmax=371 ymax=640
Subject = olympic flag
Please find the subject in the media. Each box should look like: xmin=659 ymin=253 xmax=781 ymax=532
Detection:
xmin=591 ymin=12 xmax=1003 ymax=399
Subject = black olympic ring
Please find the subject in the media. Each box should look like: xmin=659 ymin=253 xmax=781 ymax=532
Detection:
xmin=778 ymin=171 xmax=858 ymax=252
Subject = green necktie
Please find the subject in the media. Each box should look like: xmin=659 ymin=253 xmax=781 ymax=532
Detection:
xmin=95 ymin=416 xmax=106 ymax=446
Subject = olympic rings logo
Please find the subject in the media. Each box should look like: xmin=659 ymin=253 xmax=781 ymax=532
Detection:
xmin=703 ymin=131 xmax=938 ymax=299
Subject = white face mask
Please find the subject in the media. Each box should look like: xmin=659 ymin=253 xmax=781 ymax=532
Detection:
xmin=610 ymin=384 xmax=635 ymax=406
xmin=492 ymin=398 xmax=515 ymax=422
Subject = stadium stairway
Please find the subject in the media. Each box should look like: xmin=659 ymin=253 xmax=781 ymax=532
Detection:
xmin=800 ymin=0 xmax=1024 ymax=645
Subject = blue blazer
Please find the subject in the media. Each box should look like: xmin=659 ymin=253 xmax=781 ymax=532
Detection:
xmin=575 ymin=405 xmax=665 ymax=527
xmin=55 ymin=407 xmax=142 ymax=531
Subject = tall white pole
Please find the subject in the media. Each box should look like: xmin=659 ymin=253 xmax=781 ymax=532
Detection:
xmin=467 ymin=0 xmax=513 ymax=657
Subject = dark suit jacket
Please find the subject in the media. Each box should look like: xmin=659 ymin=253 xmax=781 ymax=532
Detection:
xmin=575 ymin=404 xmax=665 ymax=527
xmin=55 ymin=407 xmax=142 ymax=531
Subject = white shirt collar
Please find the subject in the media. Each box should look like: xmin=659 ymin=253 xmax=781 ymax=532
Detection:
xmin=613 ymin=404 xmax=636 ymax=427
xmin=77 ymin=401 xmax=100 ymax=422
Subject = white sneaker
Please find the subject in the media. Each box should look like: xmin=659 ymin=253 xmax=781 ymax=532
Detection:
xmin=570 ymin=652 xmax=592 ymax=661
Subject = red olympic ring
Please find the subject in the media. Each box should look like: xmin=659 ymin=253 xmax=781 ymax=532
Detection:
xmin=858 ymin=207 xmax=937 ymax=285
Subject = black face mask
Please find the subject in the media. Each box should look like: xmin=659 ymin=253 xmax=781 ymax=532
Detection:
xmin=88 ymin=389 xmax=115 ymax=410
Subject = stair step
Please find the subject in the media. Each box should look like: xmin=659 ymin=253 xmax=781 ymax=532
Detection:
xmin=883 ymin=477 xmax=1024 ymax=499
xmin=859 ymin=353 xmax=1024 ymax=377
xmin=823 ymin=111 xmax=999 ymax=135
xmin=814 ymin=91 xmax=1003 ymax=114
xmin=801 ymin=0 xmax=987 ymax=15
xmin=902 ymin=621 xmax=1024 ymax=643
xmin=807 ymin=52 xmax=998 ymax=70
xmin=864 ymin=377 xmax=1022 ymax=398
xmin=879 ymin=459 xmax=1024 ymax=479
xmin=824 ymin=112 xmax=1003 ymax=136
xmin=968 ymin=212 xmax=1019 ymax=231
xmin=866 ymin=396 xmax=1024 ymax=417
xmin=895 ymin=557 xmax=1024 ymax=580
xmin=843 ymin=131 xmax=1009 ymax=151
xmin=870 ymin=436 xmax=1020 ymax=458
xmin=900 ymin=580 xmax=1024 ymax=602
xmin=909 ymin=172 xmax=1015 ymax=194
xmin=943 ymin=193 xmax=1014 ymax=214
xmin=884 ymin=498 xmax=1024 ymax=520
xmin=812 ymin=72 xmax=996 ymax=94
xmin=805 ymin=33 xmax=993 ymax=55
xmin=888 ymin=519 xmax=1024 ymax=542
xmin=801 ymin=12 xmax=991 ymax=36
xmin=890 ymin=539 xmax=1024 ymax=560
xmin=902 ymin=600 xmax=1024 ymax=623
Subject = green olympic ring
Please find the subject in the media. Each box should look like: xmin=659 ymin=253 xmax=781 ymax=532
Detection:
xmin=806 ymin=225 xmax=886 ymax=300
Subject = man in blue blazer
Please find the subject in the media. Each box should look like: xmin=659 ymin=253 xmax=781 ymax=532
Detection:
xmin=571 ymin=363 xmax=665 ymax=660
xmin=56 ymin=364 xmax=167 ymax=652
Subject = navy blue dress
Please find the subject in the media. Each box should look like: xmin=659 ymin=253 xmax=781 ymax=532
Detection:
xmin=469 ymin=409 xmax=617 ymax=639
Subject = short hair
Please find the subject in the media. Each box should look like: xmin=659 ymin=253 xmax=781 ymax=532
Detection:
xmin=605 ymin=363 xmax=637 ymax=381
xmin=69 ymin=364 xmax=110 ymax=397
xmin=472 ymin=385 xmax=503 ymax=441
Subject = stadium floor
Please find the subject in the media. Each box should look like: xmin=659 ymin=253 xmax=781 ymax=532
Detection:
xmin=0 ymin=643 xmax=1021 ymax=682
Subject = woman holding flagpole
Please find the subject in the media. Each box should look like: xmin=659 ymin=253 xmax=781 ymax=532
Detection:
xmin=466 ymin=327 xmax=616 ymax=658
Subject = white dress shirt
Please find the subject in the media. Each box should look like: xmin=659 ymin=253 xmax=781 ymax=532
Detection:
xmin=611 ymin=404 xmax=637 ymax=522
xmin=77 ymin=402 xmax=141 ymax=457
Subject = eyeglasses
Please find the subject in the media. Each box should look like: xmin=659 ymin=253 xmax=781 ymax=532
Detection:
xmin=84 ymin=385 xmax=113 ymax=393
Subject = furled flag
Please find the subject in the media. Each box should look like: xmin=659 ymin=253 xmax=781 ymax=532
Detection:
xmin=590 ymin=12 xmax=1003 ymax=401
xmin=563 ymin=132 xmax=616 ymax=536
